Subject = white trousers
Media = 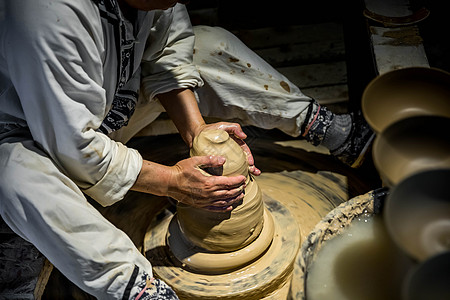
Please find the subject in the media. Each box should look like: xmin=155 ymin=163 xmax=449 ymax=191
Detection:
xmin=0 ymin=26 xmax=315 ymax=299
xmin=109 ymin=26 xmax=315 ymax=144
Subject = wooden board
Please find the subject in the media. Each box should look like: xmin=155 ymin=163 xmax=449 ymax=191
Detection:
xmin=364 ymin=0 xmax=430 ymax=74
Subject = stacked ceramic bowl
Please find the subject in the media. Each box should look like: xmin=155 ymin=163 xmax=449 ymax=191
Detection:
xmin=362 ymin=67 xmax=450 ymax=300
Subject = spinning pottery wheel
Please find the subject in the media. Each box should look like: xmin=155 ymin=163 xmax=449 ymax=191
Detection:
xmin=71 ymin=125 xmax=376 ymax=300
xmin=143 ymin=129 xmax=300 ymax=299
xmin=42 ymin=128 xmax=376 ymax=298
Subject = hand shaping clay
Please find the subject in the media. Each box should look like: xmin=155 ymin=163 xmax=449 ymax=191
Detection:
xmin=177 ymin=129 xmax=265 ymax=252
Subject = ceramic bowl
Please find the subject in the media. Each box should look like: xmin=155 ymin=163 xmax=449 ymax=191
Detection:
xmin=372 ymin=116 xmax=450 ymax=187
xmin=362 ymin=67 xmax=450 ymax=133
xmin=384 ymin=169 xmax=450 ymax=262
xmin=402 ymin=251 xmax=450 ymax=300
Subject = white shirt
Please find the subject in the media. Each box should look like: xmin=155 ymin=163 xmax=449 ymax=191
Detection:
xmin=0 ymin=0 xmax=202 ymax=206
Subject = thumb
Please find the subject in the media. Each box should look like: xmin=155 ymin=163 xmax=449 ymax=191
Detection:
xmin=194 ymin=155 xmax=226 ymax=168
xmin=194 ymin=155 xmax=226 ymax=176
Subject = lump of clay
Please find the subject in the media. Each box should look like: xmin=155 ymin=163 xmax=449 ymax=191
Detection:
xmin=189 ymin=128 xmax=248 ymax=177
xmin=176 ymin=129 xmax=265 ymax=252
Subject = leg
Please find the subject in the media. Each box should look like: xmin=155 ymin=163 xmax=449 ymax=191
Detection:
xmin=192 ymin=25 xmax=315 ymax=137
xmin=107 ymin=93 xmax=165 ymax=144
xmin=192 ymin=26 xmax=374 ymax=167
xmin=0 ymin=127 xmax=176 ymax=299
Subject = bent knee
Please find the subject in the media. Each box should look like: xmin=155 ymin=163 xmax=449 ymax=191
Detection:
xmin=193 ymin=25 xmax=240 ymax=53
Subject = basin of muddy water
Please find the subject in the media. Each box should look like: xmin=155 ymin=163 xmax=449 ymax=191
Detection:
xmin=301 ymin=190 xmax=415 ymax=300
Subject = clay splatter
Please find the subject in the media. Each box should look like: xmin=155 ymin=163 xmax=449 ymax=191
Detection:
xmin=280 ymin=81 xmax=290 ymax=93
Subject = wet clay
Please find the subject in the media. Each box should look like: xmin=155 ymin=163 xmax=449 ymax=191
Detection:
xmin=176 ymin=129 xmax=268 ymax=254
xmin=168 ymin=207 xmax=275 ymax=273
xmin=145 ymin=196 xmax=300 ymax=300
xmin=144 ymin=129 xmax=303 ymax=299
xmin=43 ymin=130 xmax=377 ymax=298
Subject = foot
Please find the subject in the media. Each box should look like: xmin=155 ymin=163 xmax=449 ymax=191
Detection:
xmin=330 ymin=111 xmax=375 ymax=168
xmin=133 ymin=278 xmax=179 ymax=300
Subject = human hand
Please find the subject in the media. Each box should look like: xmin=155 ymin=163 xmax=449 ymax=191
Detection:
xmin=168 ymin=155 xmax=247 ymax=211
xmin=196 ymin=122 xmax=261 ymax=176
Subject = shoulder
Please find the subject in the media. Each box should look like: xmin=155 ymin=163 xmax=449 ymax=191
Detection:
xmin=4 ymin=0 xmax=102 ymax=47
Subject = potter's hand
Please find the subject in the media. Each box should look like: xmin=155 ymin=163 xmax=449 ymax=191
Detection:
xmin=197 ymin=122 xmax=261 ymax=176
xmin=168 ymin=155 xmax=246 ymax=211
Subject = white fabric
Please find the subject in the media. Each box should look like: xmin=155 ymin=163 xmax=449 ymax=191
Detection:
xmin=0 ymin=0 xmax=316 ymax=299
xmin=192 ymin=26 xmax=314 ymax=137
xmin=0 ymin=128 xmax=152 ymax=299
xmin=0 ymin=0 xmax=202 ymax=205
xmin=0 ymin=1 xmax=201 ymax=298
xmin=112 ymin=26 xmax=316 ymax=143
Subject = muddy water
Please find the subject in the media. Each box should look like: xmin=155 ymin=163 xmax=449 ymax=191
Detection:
xmin=306 ymin=214 xmax=414 ymax=300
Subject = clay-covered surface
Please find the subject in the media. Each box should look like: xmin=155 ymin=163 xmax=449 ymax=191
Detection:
xmin=41 ymin=130 xmax=380 ymax=299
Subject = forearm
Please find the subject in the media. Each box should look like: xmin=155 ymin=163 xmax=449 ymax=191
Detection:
xmin=157 ymin=88 xmax=205 ymax=148
xmin=130 ymin=155 xmax=246 ymax=211
xmin=130 ymin=160 xmax=172 ymax=197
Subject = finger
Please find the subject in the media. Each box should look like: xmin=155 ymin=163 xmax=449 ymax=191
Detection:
xmin=193 ymin=155 xmax=226 ymax=169
xmin=204 ymin=193 xmax=245 ymax=212
xmin=208 ymin=192 xmax=245 ymax=208
xmin=217 ymin=123 xmax=247 ymax=140
xmin=236 ymin=139 xmax=254 ymax=165
xmin=204 ymin=205 xmax=233 ymax=212
xmin=214 ymin=185 xmax=245 ymax=200
xmin=249 ymin=165 xmax=262 ymax=176
xmin=229 ymin=137 xmax=261 ymax=176
xmin=209 ymin=174 xmax=246 ymax=190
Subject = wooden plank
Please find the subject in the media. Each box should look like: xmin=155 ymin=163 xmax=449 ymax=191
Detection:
xmin=232 ymin=23 xmax=344 ymax=50
xmin=233 ymin=23 xmax=345 ymax=68
xmin=277 ymin=61 xmax=347 ymax=89
xmin=277 ymin=61 xmax=348 ymax=104
xmin=254 ymin=40 xmax=345 ymax=68
xmin=369 ymin=25 xmax=429 ymax=74
xmin=364 ymin=0 xmax=429 ymax=74
xmin=34 ymin=259 xmax=54 ymax=300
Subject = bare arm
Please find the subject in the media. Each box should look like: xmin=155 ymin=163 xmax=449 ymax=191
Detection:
xmin=130 ymin=88 xmax=260 ymax=211
xmin=157 ymin=88 xmax=205 ymax=148
xmin=130 ymin=88 xmax=245 ymax=211
xmin=158 ymin=88 xmax=261 ymax=175
xmin=130 ymin=156 xmax=246 ymax=211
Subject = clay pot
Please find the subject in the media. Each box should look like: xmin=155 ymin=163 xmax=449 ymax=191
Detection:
xmin=372 ymin=116 xmax=450 ymax=187
xmin=177 ymin=129 xmax=264 ymax=252
xmin=362 ymin=67 xmax=450 ymax=133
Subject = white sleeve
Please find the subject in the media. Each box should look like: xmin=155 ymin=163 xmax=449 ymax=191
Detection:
xmin=3 ymin=0 xmax=142 ymax=206
xmin=140 ymin=4 xmax=203 ymax=101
